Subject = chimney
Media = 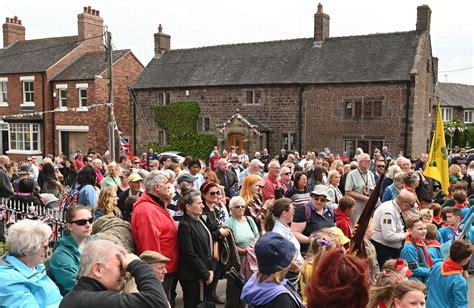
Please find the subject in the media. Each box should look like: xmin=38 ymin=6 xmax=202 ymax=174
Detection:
xmin=3 ymin=16 xmax=25 ymax=47
xmin=313 ymin=3 xmax=330 ymax=47
xmin=416 ymin=5 xmax=431 ymax=33
xmin=78 ymin=6 xmax=104 ymax=51
xmin=154 ymin=24 xmax=171 ymax=57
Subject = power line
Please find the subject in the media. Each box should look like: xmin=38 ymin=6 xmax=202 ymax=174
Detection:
xmin=439 ymin=66 xmax=474 ymax=73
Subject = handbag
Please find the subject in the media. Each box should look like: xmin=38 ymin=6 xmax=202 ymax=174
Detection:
xmin=196 ymin=280 xmax=217 ymax=308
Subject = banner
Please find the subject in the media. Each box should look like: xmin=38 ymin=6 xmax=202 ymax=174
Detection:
xmin=424 ymin=99 xmax=449 ymax=195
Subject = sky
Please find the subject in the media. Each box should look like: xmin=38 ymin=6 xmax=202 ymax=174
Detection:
xmin=3 ymin=0 xmax=474 ymax=84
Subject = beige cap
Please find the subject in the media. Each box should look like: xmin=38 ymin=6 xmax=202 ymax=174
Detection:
xmin=139 ymin=250 xmax=171 ymax=264
xmin=128 ymin=173 xmax=143 ymax=182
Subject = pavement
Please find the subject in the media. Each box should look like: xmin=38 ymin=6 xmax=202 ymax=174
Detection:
xmin=174 ymin=276 xmax=474 ymax=307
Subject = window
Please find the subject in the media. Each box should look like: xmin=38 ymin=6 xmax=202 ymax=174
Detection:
xmin=465 ymin=110 xmax=473 ymax=124
xmin=158 ymin=130 xmax=169 ymax=145
xmin=158 ymin=91 xmax=170 ymax=105
xmin=344 ymin=97 xmax=382 ymax=118
xmin=198 ymin=117 xmax=210 ymax=132
xmin=245 ymin=90 xmax=262 ymax=104
xmin=58 ymin=89 xmax=67 ymax=108
xmin=282 ymin=133 xmax=296 ymax=151
xmin=79 ymin=88 xmax=87 ymax=107
xmin=344 ymin=139 xmax=384 ymax=157
xmin=23 ymin=81 xmax=34 ymax=104
xmin=0 ymin=78 xmax=7 ymax=106
xmin=441 ymin=107 xmax=453 ymax=122
xmin=9 ymin=123 xmax=40 ymax=152
xmin=426 ymin=58 xmax=431 ymax=73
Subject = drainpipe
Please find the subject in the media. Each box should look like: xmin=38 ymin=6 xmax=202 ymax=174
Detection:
xmin=404 ymin=80 xmax=412 ymax=156
xmin=41 ymin=73 xmax=46 ymax=157
xmin=49 ymin=79 xmax=56 ymax=156
xmin=298 ymin=84 xmax=305 ymax=154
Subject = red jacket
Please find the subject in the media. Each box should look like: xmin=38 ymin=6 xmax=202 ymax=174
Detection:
xmin=336 ymin=208 xmax=353 ymax=239
xmin=132 ymin=192 xmax=179 ymax=273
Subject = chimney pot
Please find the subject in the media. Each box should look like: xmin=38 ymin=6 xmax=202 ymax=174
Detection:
xmin=84 ymin=6 xmax=87 ymax=13
xmin=158 ymin=24 xmax=163 ymax=33
xmin=18 ymin=20 xmax=21 ymax=25
xmin=87 ymin=6 xmax=92 ymax=14
xmin=96 ymin=10 xmax=100 ymax=16
xmin=5 ymin=17 xmax=9 ymax=23
xmin=3 ymin=15 xmax=25 ymax=47
xmin=317 ymin=3 xmax=323 ymax=13
xmin=13 ymin=16 xmax=18 ymax=23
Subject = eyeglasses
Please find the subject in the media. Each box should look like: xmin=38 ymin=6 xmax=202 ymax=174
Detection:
xmin=27 ymin=159 xmax=32 ymax=162
xmin=70 ymin=218 xmax=94 ymax=226
xmin=376 ymin=165 xmax=385 ymax=168
xmin=208 ymin=191 xmax=221 ymax=196
xmin=312 ymin=195 xmax=327 ymax=202
xmin=133 ymin=161 xmax=140 ymax=164
xmin=406 ymin=201 xmax=416 ymax=208
xmin=233 ymin=205 xmax=245 ymax=209
xmin=282 ymin=172 xmax=292 ymax=176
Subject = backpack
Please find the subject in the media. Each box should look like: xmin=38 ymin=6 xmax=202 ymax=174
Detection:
xmin=304 ymin=202 xmax=335 ymax=222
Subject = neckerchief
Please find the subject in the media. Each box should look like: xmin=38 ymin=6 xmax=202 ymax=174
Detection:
xmin=455 ymin=202 xmax=467 ymax=209
xmin=405 ymin=235 xmax=433 ymax=267
xmin=441 ymin=258 xmax=463 ymax=276
xmin=432 ymin=215 xmax=443 ymax=225
xmin=425 ymin=239 xmax=441 ymax=248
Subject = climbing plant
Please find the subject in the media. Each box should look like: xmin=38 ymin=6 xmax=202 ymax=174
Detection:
xmin=150 ymin=101 xmax=217 ymax=160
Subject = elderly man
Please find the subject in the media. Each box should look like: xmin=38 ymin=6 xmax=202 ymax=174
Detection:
xmin=381 ymin=145 xmax=393 ymax=160
xmin=280 ymin=166 xmax=293 ymax=192
xmin=396 ymin=156 xmax=412 ymax=172
xmin=215 ymin=158 xmax=238 ymax=197
xmin=0 ymin=155 xmax=14 ymax=198
xmin=345 ymin=153 xmax=376 ymax=225
xmin=371 ymin=189 xmax=416 ymax=268
xmin=123 ymin=250 xmax=170 ymax=294
xmin=381 ymin=172 xmax=404 ymax=202
xmin=131 ymin=170 xmax=178 ymax=306
xmin=262 ymin=159 xmax=285 ymax=202
xmin=239 ymin=158 xmax=264 ymax=184
xmin=118 ymin=173 xmax=144 ymax=222
xmin=60 ymin=240 xmax=168 ymax=308
xmin=92 ymin=158 xmax=104 ymax=187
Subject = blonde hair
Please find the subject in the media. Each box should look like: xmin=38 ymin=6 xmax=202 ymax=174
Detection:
xmin=96 ymin=187 xmax=120 ymax=217
xmin=449 ymin=164 xmax=462 ymax=178
xmin=240 ymin=174 xmax=263 ymax=204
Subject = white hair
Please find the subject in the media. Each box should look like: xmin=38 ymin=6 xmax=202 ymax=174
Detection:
xmin=42 ymin=157 xmax=53 ymax=164
xmin=144 ymin=170 xmax=168 ymax=193
xmin=78 ymin=239 xmax=127 ymax=278
xmin=229 ymin=196 xmax=246 ymax=209
xmin=357 ymin=153 xmax=370 ymax=163
xmin=163 ymin=169 xmax=176 ymax=180
xmin=6 ymin=219 xmax=52 ymax=257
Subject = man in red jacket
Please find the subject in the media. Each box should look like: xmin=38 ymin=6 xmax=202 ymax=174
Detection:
xmin=132 ymin=170 xmax=178 ymax=307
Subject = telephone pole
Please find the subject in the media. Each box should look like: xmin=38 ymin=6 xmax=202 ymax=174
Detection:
xmin=106 ymin=30 xmax=116 ymax=161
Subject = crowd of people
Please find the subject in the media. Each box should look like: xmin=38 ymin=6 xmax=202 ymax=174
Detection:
xmin=0 ymin=144 xmax=473 ymax=308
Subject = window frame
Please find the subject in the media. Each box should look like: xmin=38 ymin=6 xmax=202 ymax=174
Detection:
xmin=7 ymin=123 xmax=41 ymax=154
xmin=158 ymin=129 xmax=169 ymax=145
xmin=344 ymin=97 xmax=383 ymax=119
xmin=464 ymin=110 xmax=473 ymax=124
xmin=244 ymin=89 xmax=262 ymax=105
xmin=198 ymin=117 xmax=210 ymax=132
xmin=441 ymin=107 xmax=453 ymax=122
xmin=21 ymin=77 xmax=35 ymax=107
xmin=0 ymin=77 xmax=7 ymax=107
xmin=282 ymin=132 xmax=296 ymax=151
xmin=158 ymin=91 xmax=171 ymax=106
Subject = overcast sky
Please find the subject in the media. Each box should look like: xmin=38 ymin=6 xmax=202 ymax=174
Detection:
xmin=3 ymin=0 xmax=473 ymax=84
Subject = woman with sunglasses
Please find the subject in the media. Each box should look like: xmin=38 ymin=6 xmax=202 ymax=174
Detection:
xmin=291 ymin=185 xmax=335 ymax=254
xmin=240 ymin=174 xmax=271 ymax=233
xmin=49 ymin=206 xmax=93 ymax=295
xmin=200 ymin=182 xmax=230 ymax=304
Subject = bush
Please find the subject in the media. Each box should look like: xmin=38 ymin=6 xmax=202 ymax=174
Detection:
xmin=151 ymin=101 xmax=217 ymax=160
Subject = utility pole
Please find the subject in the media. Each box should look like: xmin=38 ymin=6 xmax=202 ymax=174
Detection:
xmin=106 ymin=30 xmax=116 ymax=162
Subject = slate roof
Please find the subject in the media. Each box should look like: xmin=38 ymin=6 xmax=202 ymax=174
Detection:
xmin=52 ymin=49 xmax=130 ymax=81
xmin=0 ymin=36 xmax=81 ymax=74
xmin=435 ymin=83 xmax=474 ymax=109
xmin=134 ymin=31 xmax=420 ymax=89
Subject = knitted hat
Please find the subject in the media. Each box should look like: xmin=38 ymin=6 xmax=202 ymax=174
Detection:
xmin=255 ymin=232 xmax=296 ymax=275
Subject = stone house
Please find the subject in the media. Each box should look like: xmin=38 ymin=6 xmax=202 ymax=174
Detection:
xmin=133 ymin=4 xmax=437 ymax=158
xmin=435 ymin=83 xmax=474 ymax=125
xmin=0 ymin=7 xmax=143 ymax=161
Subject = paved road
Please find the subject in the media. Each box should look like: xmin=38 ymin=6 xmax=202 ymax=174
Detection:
xmin=175 ymin=276 xmax=474 ymax=307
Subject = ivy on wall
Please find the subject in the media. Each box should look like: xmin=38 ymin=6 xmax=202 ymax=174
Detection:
xmin=150 ymin=101 xmax=217 ymax=160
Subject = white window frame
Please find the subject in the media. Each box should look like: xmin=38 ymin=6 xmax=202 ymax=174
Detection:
xmin=0 ymin=77 xmax=7 ymax=107
xmin=56 ymin=84 xmax=68 ymax=111
xmin=158 ymin=129 xmax=168 ymax=145
xmin=6 ymin=123 xmax=42 ymax=155
xmin=76 ymin=83 xmax=88 ymax=111
xmin=158 ymin=91 xmax=170 ymax=106
xmin=464 ymin=110 xmax=473 ymax=124
xmin=441 ymin=107 xmax=453 ymax=122
xmin=20 ymin=76 xmax=35 ymax=107
xmin=282 ymin=132 xmax=296 ymax=151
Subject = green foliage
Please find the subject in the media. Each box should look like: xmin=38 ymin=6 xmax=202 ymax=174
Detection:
xmin=151 ymin=101 xmax=217 ymax=160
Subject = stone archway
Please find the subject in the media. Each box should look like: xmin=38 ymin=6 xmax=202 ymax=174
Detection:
xmin=217 ymin=110 xmax=262 ymax=155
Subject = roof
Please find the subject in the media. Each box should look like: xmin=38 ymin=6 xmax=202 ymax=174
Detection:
xmin=134 ymin=31 xmax=420 ymax=89
xmin=52 ymin=49 xmax=130 ymax=81
xmin=0 ymin=36 xmax=82 ymax=74
xmin=435 ymin=83 xmax=474 ymax=109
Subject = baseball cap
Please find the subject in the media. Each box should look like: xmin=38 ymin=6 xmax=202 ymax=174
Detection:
xmin=177 ymin=173 xmax=198 ymax=184
xmin=250 ymin=159 xmax=264 ymax=167
xmin=255 ymin=232 xmax=296 ymax=275
xmin=128 ymin=173 xmax=143 ymax=182
xmin=229 ymin=156 xmax=239 ymax=163
xmin=310 ymin=184 xmax=329 ymax=198
xmin=139 ymin=250 xmax=171 ymax=264
xmin=18 ymin=163 xmax=32 ymax=175
xmin=327 ymin=227 xmax=350 ymax=245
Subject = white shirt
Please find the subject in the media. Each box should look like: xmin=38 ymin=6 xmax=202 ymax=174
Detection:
xmin=272 ymin=220 xmax=303 ymax=265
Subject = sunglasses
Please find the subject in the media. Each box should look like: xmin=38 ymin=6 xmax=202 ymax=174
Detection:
xmin=312 ymin=195 xmax=327 ymax=202
xmin=208 ymin=191 xmax=221 ymax=196
xmin=133 ymin=161 xmax=140 ymax=164
xmin=282 ymin=172 xmax=292 ymax=176
xmin=70 ymin=218 xmax=94 ymax=226
xmin=376 ymin=165 xmax=385 ymax=168
xmin=233 ymin=205 xmax=245 ymax=209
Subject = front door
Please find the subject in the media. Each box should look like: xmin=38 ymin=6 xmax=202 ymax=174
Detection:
xmin=228 ymin=133 xmax=244 ymax=154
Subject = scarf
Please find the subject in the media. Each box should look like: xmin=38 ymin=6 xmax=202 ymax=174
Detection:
xmin=425 ymin=239 xmax=441 ymax=248
xmin=441 ymin=258 xmax=463 ymax=276
xmin=405 ymin=235 xmax=433 ymax=268
xmin=432 ymin=215 xmax=443 ymax=225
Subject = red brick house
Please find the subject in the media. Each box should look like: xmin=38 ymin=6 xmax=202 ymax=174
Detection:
xmin=133 ymin=4 xmax=437 ymax=158
xmin=0 ymin=7 xmax=143 ymax=161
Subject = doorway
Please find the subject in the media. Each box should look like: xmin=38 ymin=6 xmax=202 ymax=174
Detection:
xmin=228 ymin=133 xmax=244 ymax=154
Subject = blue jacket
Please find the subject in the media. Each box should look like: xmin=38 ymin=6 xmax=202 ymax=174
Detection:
xmin=0 ymin=254 xmax=62 ymax=307
xmin=426 ymin=240 xmax=443 ymax=263
xmin=426 ymin=261 xmax=468 ymax=308
xmin=49 ymin=234 xmax=81 ymax=295
xmin=438 ymin=226 xmax=456 ymax=243
xmin=400 ymin=240 xmax=432 ymax=283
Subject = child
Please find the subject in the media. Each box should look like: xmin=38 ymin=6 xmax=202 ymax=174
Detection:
xmin=426 ymin=240 xmax=472 ymax=308
xmin=335 ymin=196 xmax=355 ymax=239
xmin=424 ymin=223 xmax=442 ymax=262
xmin=438 ymin=207 xmax=462 ymax=243
xmin=400 ymin=216 xmax=433 ymax=283
xmin=419 ymin=209 xmax=433 ymax=224
xmin=429 ymin=203 xmax=443 ymax=229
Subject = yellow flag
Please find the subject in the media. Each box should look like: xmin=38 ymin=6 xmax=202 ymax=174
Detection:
xmin=424 ymin=99 xmax=449 ymax=194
